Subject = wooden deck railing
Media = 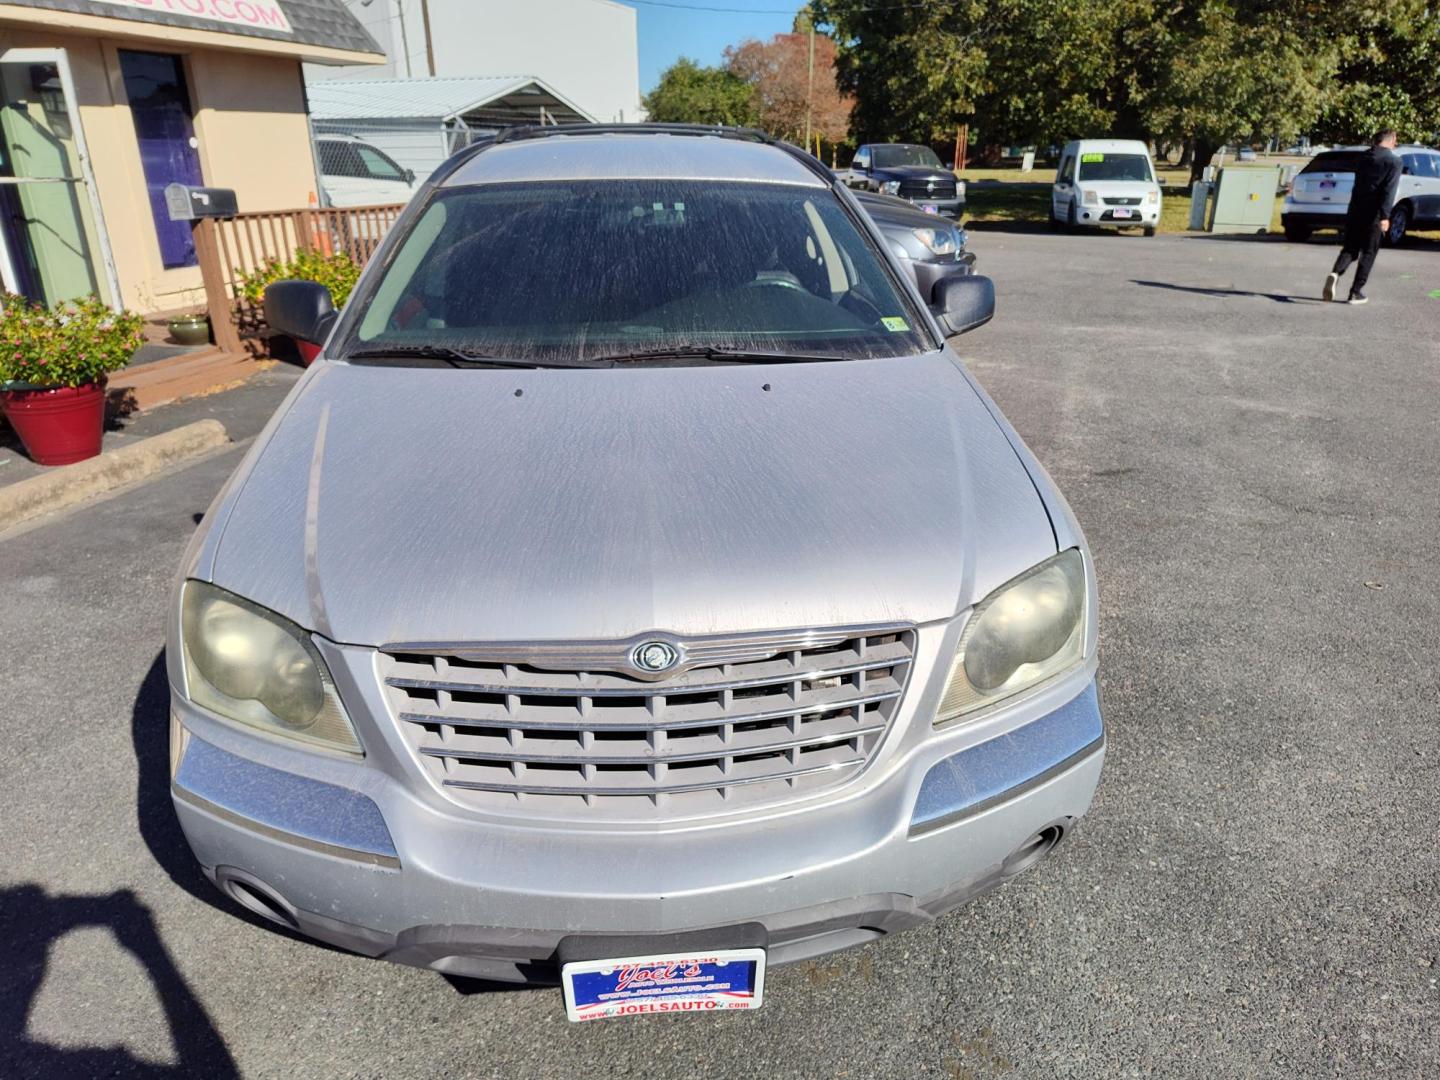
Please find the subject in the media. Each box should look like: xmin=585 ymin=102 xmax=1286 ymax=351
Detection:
xmin=193 ymin=203 xmax=406 ymax=353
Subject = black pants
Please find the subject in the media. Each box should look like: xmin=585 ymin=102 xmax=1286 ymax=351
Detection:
xmin=1332 ymin=221 xmax=1381 ymax=293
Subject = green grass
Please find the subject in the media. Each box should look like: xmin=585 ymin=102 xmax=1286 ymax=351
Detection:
xmin=956 ymin=166 xmax=1279 ymax=234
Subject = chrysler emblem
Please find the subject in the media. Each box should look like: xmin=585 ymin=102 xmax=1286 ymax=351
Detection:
xmin=926 ymin=180 xmax=935 ymax=193
xmin=632 ymin=640 xmax=680 ymax=674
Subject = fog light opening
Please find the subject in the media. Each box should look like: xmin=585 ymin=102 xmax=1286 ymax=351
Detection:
xmin=1001 ymin=824 xmax=1065 ymax=878
xmin=218 ymin=869 xmax=300 ymax=930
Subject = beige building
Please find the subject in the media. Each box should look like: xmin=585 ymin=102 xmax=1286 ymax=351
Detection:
xmin=0 ymin=1 xmax=382 ymax=314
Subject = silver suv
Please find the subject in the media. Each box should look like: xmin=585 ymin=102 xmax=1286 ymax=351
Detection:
xmin=167 ymin=125 xmax=1104 ymax=1021
xmin=1283 ymin=144 xmax=1440 ymax=244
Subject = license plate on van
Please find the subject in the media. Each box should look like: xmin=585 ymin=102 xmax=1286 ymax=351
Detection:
xmin=561 ymin=948 xmax=766 ymax=1022
xmin=1113 ymin=208 xmax=1133 ymax=219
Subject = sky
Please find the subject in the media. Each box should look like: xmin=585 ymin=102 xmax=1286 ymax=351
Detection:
xmin=616 ymin=1 xmax=808 ymax=93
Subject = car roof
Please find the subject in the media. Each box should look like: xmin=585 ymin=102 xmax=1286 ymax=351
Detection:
xmin=443 ymin=132 xmax=828 ymax=188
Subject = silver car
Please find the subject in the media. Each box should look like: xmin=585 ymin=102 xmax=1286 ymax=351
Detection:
xmin=168 ymin=125 xmax=1103 ymax=1019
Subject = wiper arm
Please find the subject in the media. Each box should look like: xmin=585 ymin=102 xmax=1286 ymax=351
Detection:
xmin=343 ymin=345 xmax=552 ymax=370
xmin=589 ymin=345 xmax=845 ymax=365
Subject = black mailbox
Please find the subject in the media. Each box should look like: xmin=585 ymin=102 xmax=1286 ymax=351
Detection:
xmin=165 ymin=183 xmax=238 ymax=221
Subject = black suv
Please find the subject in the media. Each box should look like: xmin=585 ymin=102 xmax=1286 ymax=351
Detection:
xmin=843 ymin=143 xmax=965 ymax=218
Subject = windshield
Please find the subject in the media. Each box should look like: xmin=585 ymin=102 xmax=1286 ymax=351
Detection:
xmin=872 ymin=145 xmax=944 ymax=169
xmin=1300 ymin=151 xmax=1364 ymax=175
xmin=344 ymin=180 xmax=931 ymax=363
xmin=1077 ymin=153 xmax=1153 ymax=183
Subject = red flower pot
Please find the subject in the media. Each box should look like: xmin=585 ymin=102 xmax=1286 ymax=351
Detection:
xmin=1 ymin=380 xmax=106 ymax=466
xmin=295 ymin=339 xmax=322 ymax=366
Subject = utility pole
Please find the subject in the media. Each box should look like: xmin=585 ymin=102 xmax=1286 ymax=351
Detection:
xmin=395 ymin=0 xmax=413 ymax=78
xmin=801 ymin=6 xmax=815 ymax=152
xmin=419 ymin=0 xmax=436 ymax=76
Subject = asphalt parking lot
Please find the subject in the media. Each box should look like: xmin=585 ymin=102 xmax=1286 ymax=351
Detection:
xmin=3 ymin=229 xmax=1438 ymax=1079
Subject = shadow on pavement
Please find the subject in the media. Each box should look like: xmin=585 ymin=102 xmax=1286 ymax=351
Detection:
xmin=1131 ymin=279 xmax=1325 ymax=304
xmin=0 ymin=884 xmax=239 ymax=1078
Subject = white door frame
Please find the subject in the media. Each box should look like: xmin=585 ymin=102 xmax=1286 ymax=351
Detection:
xmin=0 ymin=47 xmax=123 ymax=307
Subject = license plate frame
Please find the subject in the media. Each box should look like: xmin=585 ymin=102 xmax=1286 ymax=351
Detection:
xmin=561 ymin=947 xmax=766 ymax=1022
xmin=1112 ymin=208 xmax=1134 ymax=219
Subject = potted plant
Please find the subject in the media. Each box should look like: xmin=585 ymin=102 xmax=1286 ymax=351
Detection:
xmin=238 ymin=249 xmax=360 ymax=365
xmin=0 ymin=294 xmax=145 ymax=466
xmin=166 ymin=311 xmax=211 ymax=346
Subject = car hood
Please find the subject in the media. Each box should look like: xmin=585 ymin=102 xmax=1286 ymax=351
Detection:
xmin=206 ymin=353 xmax=1055 ymax=646
xmin=1076 ymin=180 xmax=1158 ymax=195
xmin=874 ymin=165 xmax=954 ymax=181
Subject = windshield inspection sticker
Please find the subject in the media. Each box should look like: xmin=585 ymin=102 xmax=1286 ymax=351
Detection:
xmin=881 ymin=316 xmax=910 ymax=332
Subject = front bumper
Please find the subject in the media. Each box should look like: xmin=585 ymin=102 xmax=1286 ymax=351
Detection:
xmin=1073 ymin=203 xmax=1159 ymax=228
xmin=170 ymin=655 xmax=1103 ymax=983
xmin=896 ymin=196 xmax=964 ymax=218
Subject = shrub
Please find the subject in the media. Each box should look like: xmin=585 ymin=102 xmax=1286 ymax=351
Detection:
xmin=0 ymin=294 xmax=145 ymax=390
xmin=238 ymin=249 xmax=362 ymax=310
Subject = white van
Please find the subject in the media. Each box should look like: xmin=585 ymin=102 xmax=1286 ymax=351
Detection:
xmin=1051 ymin=139 xmax=1162 ymax=236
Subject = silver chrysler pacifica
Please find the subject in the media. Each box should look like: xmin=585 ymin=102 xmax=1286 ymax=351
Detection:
xmin=167 ymin=125 xmax=1104 ymax=1019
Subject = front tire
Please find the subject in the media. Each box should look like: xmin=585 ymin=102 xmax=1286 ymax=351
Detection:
xmin=1067 ymin=200 xmax=1079 ymax=232
xmin=1383 ymin=205 xmax=1409 ymax=247
xmin=1143 ymin=225 xmax=1157 ymax=237
xmin=1283 ymin=221 xmax=1312 ymax=243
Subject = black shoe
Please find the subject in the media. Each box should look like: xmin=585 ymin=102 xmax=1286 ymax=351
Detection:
xmin=1348 ymin=291 xmax=1369 ymax=305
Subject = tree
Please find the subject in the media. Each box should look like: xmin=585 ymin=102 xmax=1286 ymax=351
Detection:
xmin=811 ymin=0 xmax=989 ymax=145
xmin=724 ymin=31 xmax=852 ymax=143
xmin=1315 ymin=0 xmax=1440 ymax=144
xmin=642 ymin=58 xmax=758 ymax=127
xmin=814 ymin=0 xmax=1435 ymax=176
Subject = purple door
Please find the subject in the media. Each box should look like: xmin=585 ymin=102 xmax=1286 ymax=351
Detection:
xmin=119 ymin=50 xmax=204 ymax=269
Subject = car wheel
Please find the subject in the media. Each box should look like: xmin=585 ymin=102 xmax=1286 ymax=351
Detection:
xmin=1283 ymin=222 xmax=1312 ymax=243
xmin=1383 ymin=205 xmax=1409 ymax=247
xmin=1067 ymin=201 xmax=1078 ymax=231
xmin=1143 ymin=225 xmax=1157 ymax=237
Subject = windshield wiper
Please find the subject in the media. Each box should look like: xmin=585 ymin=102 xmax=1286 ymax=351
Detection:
xmin=588 ymin=345 xmax=845 ymax=366
xmin=343 ymin=345 xmax=557 ymax=370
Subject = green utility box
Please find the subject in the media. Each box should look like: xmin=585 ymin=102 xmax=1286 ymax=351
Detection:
xmin=1207 ymin=165 xmax=1282 ymax=233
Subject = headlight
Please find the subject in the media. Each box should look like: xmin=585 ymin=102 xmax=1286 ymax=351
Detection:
xmin=911 ymin=226 xmax=960 ymax=256
xmin=1082 ymin=189 xmax=1099 ymax=205
xmin=1147 ymin=190 xmax=1159 ymax=204
xmin=880 ymin=180 xmax=902 ymax=195
xmin=180 ymin=581 xmax=362 ymax=753
xmin=935 ymin=549 xmax=1087 ymax=724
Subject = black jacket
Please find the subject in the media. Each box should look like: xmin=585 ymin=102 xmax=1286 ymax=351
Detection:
xmin=1347 ymin=146 xmax=1402 ymax=226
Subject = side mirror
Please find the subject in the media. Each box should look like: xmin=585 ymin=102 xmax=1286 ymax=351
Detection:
xmin=264 ymin=279 xmax=337 ymax=345
xmin=404 ymin=168 xmax=416 ymax=184
xmin=931 ymin=274 xmax=995 ymax=336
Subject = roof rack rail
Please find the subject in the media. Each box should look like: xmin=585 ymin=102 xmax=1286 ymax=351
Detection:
xmin=428 ymin=122 xmax=836 ymax=187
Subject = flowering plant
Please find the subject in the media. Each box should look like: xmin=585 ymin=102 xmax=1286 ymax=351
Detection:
xmin=0 ymin=294 xmax=144 ymax=390
xmin=238 ymin=249 xmax=362 ymax=310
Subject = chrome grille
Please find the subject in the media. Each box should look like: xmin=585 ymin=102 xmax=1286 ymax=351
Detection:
xmin=379 ymin=627 xmax=915 ymax=819
xmin=898 ymin=178 xmax=957 ymax=199
xmin=1103 ymin=196 xmax=1142 ymax=206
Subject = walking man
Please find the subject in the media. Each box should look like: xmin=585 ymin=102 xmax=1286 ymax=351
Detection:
xmin=1322 ymin=130 xmax=1402 ymax=304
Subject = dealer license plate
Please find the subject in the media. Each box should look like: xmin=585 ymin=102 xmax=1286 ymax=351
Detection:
xmin=920 ymin=203 xmax=940 ymax=215
xmin=561 ymin=948 xmax=766 ymax=1022
xmin=1320 ymin=179 xmax=1336 ymax=189
xmin=1113 ymin=208 xmax=1133 ymax=219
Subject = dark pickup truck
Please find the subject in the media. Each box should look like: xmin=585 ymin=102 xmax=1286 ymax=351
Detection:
xmin=841 ymin=143 xmax=966 ymax=219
